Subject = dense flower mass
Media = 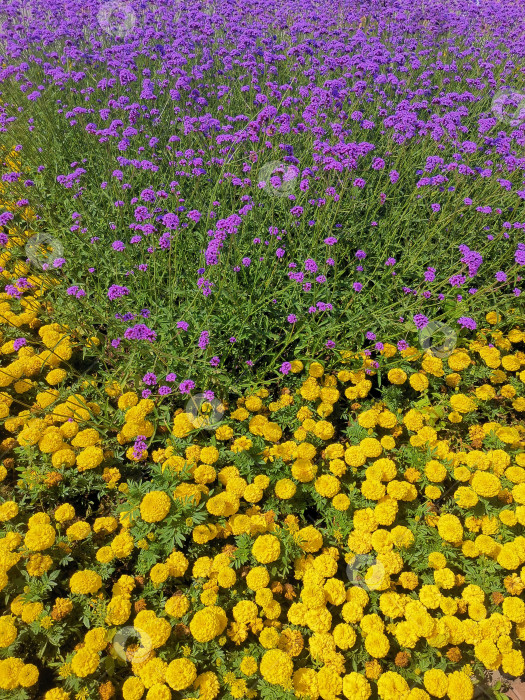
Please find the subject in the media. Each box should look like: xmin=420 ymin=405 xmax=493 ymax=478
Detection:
xmin=1 ymin=0 xmax=525 ymax=698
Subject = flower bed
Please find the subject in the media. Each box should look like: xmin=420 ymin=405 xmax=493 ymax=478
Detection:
xmin=1 ymin=0 xmax=525 ymax=698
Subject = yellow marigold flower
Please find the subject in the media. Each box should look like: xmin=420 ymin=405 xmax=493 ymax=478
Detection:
xmin=18 ymin=663 xmax=39 ymax=688
xmin=332 ymin=493 xmax=350 ymax=511
xmin=0 ymin=501 xmax=18 ymax=521
xmin=166 ymin=551 xmax=189 ymax=577
xmin=69 ymin=570 xmax=102 ymax=595
xmin=361 ymin=480 xmax=385 ymax=501
xmin=296 ymin=526 xmax=323 ymax=552
xmin=216 ymin=566 xmax=236 ymax=588
xmin=252 ymin=534 xmax=280 ymax=564
xmin=118 ymin=392 xmax=139 ymax=410
xmin=476 ymin=384 xmax=496 ymax=401
xmin=447 ymin=351 xmax=471 ymax=372
xmin=502 ymin=354 xmax=520 ymax=372
xmin=165 ymin=594 xmax=190 ymax=618
xmin=378 ymin=343 xmax=396 ymax=358
xmin=410 ymin=373 xmax=429 ymax=391
xmin=44 ymin=690 xmax=71 ymax=700
xmin=315 ymin=474 xmax=340 ymax=498
xmin=425 ymin=460 xmax=447 ymax=482
xmin=20 ymin=601 xmax=44 ymax=624
xmin=486 ymin=311 xmax=500 ymax=324
xmin=357 ymin=409 xmax=379 ymax=429
xmin=364 ymin=631 xmax=389 ymax=658
xmin=51 ymin=448 xmax=76 ymax=469
xmin=275 ymin=478 xmax=296 ymax=499
xmin=342 ymin=672 xmax=371 ymax=700
xmin=501 ymin=650 xmax=524 ymax=677
xmin=333 ymin=623 xmax=357 ymax=651
xmin=423 ymin=669 xmax=448 ymax=698
xmin=450 ymin=393 xmax=476 ymax=414
xmin=59 ymin=419 xmax=79 ymax=439
xmin=148 ymin=563 xmax=169 ymax=586
xmin=71 ymin=647 xmax=99 ymax=678
xmin=502 ymin=596 xmax=525 ymax=623
xmin=66 ymin=521 xmax=91 ymax=541
xmin=165 ymin=658 xmax=197 ymax=691
xmin=260 ymin=649 xmax=293 ymax=686
xmin=307 ymin=362 xmax=324 ymax=378
xmin=291 ymin=360 xmax=303 ymax=373
xmin=0 ymin=616 xmax=17 ymax=648
xmin=245 ymin=566 xmax=270 ymax=591
xmin=479 ymin=346 xmax=501 ymax=369
xmin=474 ymin=639 xmax=500 ymax=668
xmin=240 ymin=656 xmax=258 ymax=676
xmin=471 ymin=472 xmax=500 ymax=498
xmin=122 ymin=677 xmax=145 ymax=700
xmin=215 ymin=424 xmax=234 ymax=440
xmin=258 ymin=627 xmax=279 ymax=651
xmin=512 ymin=397 xmax=525 ymax=411
xmin=313 ymin=420 xmax=335 ymax=440
xmin=96 ymin=546 xmax=114 ymax=564
xmin=245 ymin=395 xmax=263 ymax=412
xmin=232 ymin=600 xmax=258 ymax=625
xmin=140 ymin=491 xmax=171 ymax=522
xmin=437 ymin=514 xmax=463 ymax=544
xmin=83 ymin=627 xmax=107 ymax=653
xmin=76 ymin=446 xmax=104 ymax=472
xmin=24 ymin=524 xmax=56 ymax=551
xmin=433 ymin=567 xmax=456 ymax=589
xmin=398 ymin=572 xmax=418 ymax=590
xmin=199 ymin=445 xmax=219 ymax=464
xmin=189 ymin=606 xmax=227 ymax=643
xmin=445 ymin=372 xmax=461 ymax=388
xmin=403 ymin=409 xmax=424 ymax=432
xmin=105 ymin=595 xmax=131 ymax=626
xmin=45 ymin=369 xmax=67 ymax=386
xmin=344 ymin=446 xmax=366 ymax=467
xmin=378 ymin=410 xmax=397 ymax=428
xmin=111 ymin=531 xmax=134 ymax=558
xmin=377 ymin=672 xmax=409 ymax=699
xmin=71 ymin=428 xmax=101 ymax=449
xmin=26 ymin=553 xmax=53 ymax=577
xmin=317 ymin=666 xmax=342 ymax=697
xmin=381 ymin=435 xmax=396 ymax=450
xmin=454 ymin=487 xmax=479 ymax=509
xmin=500 ymin=383 xmax=517 ymax=399
xmin=231 ymin=436 xmax=253 ymax=453
xmin=253 ymin=474 xmax=270 ymax=490
xmin=422 ymin=355 xmax=444 ymax=377
xmin=93 ymin=516 xmax=118 ymax=534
